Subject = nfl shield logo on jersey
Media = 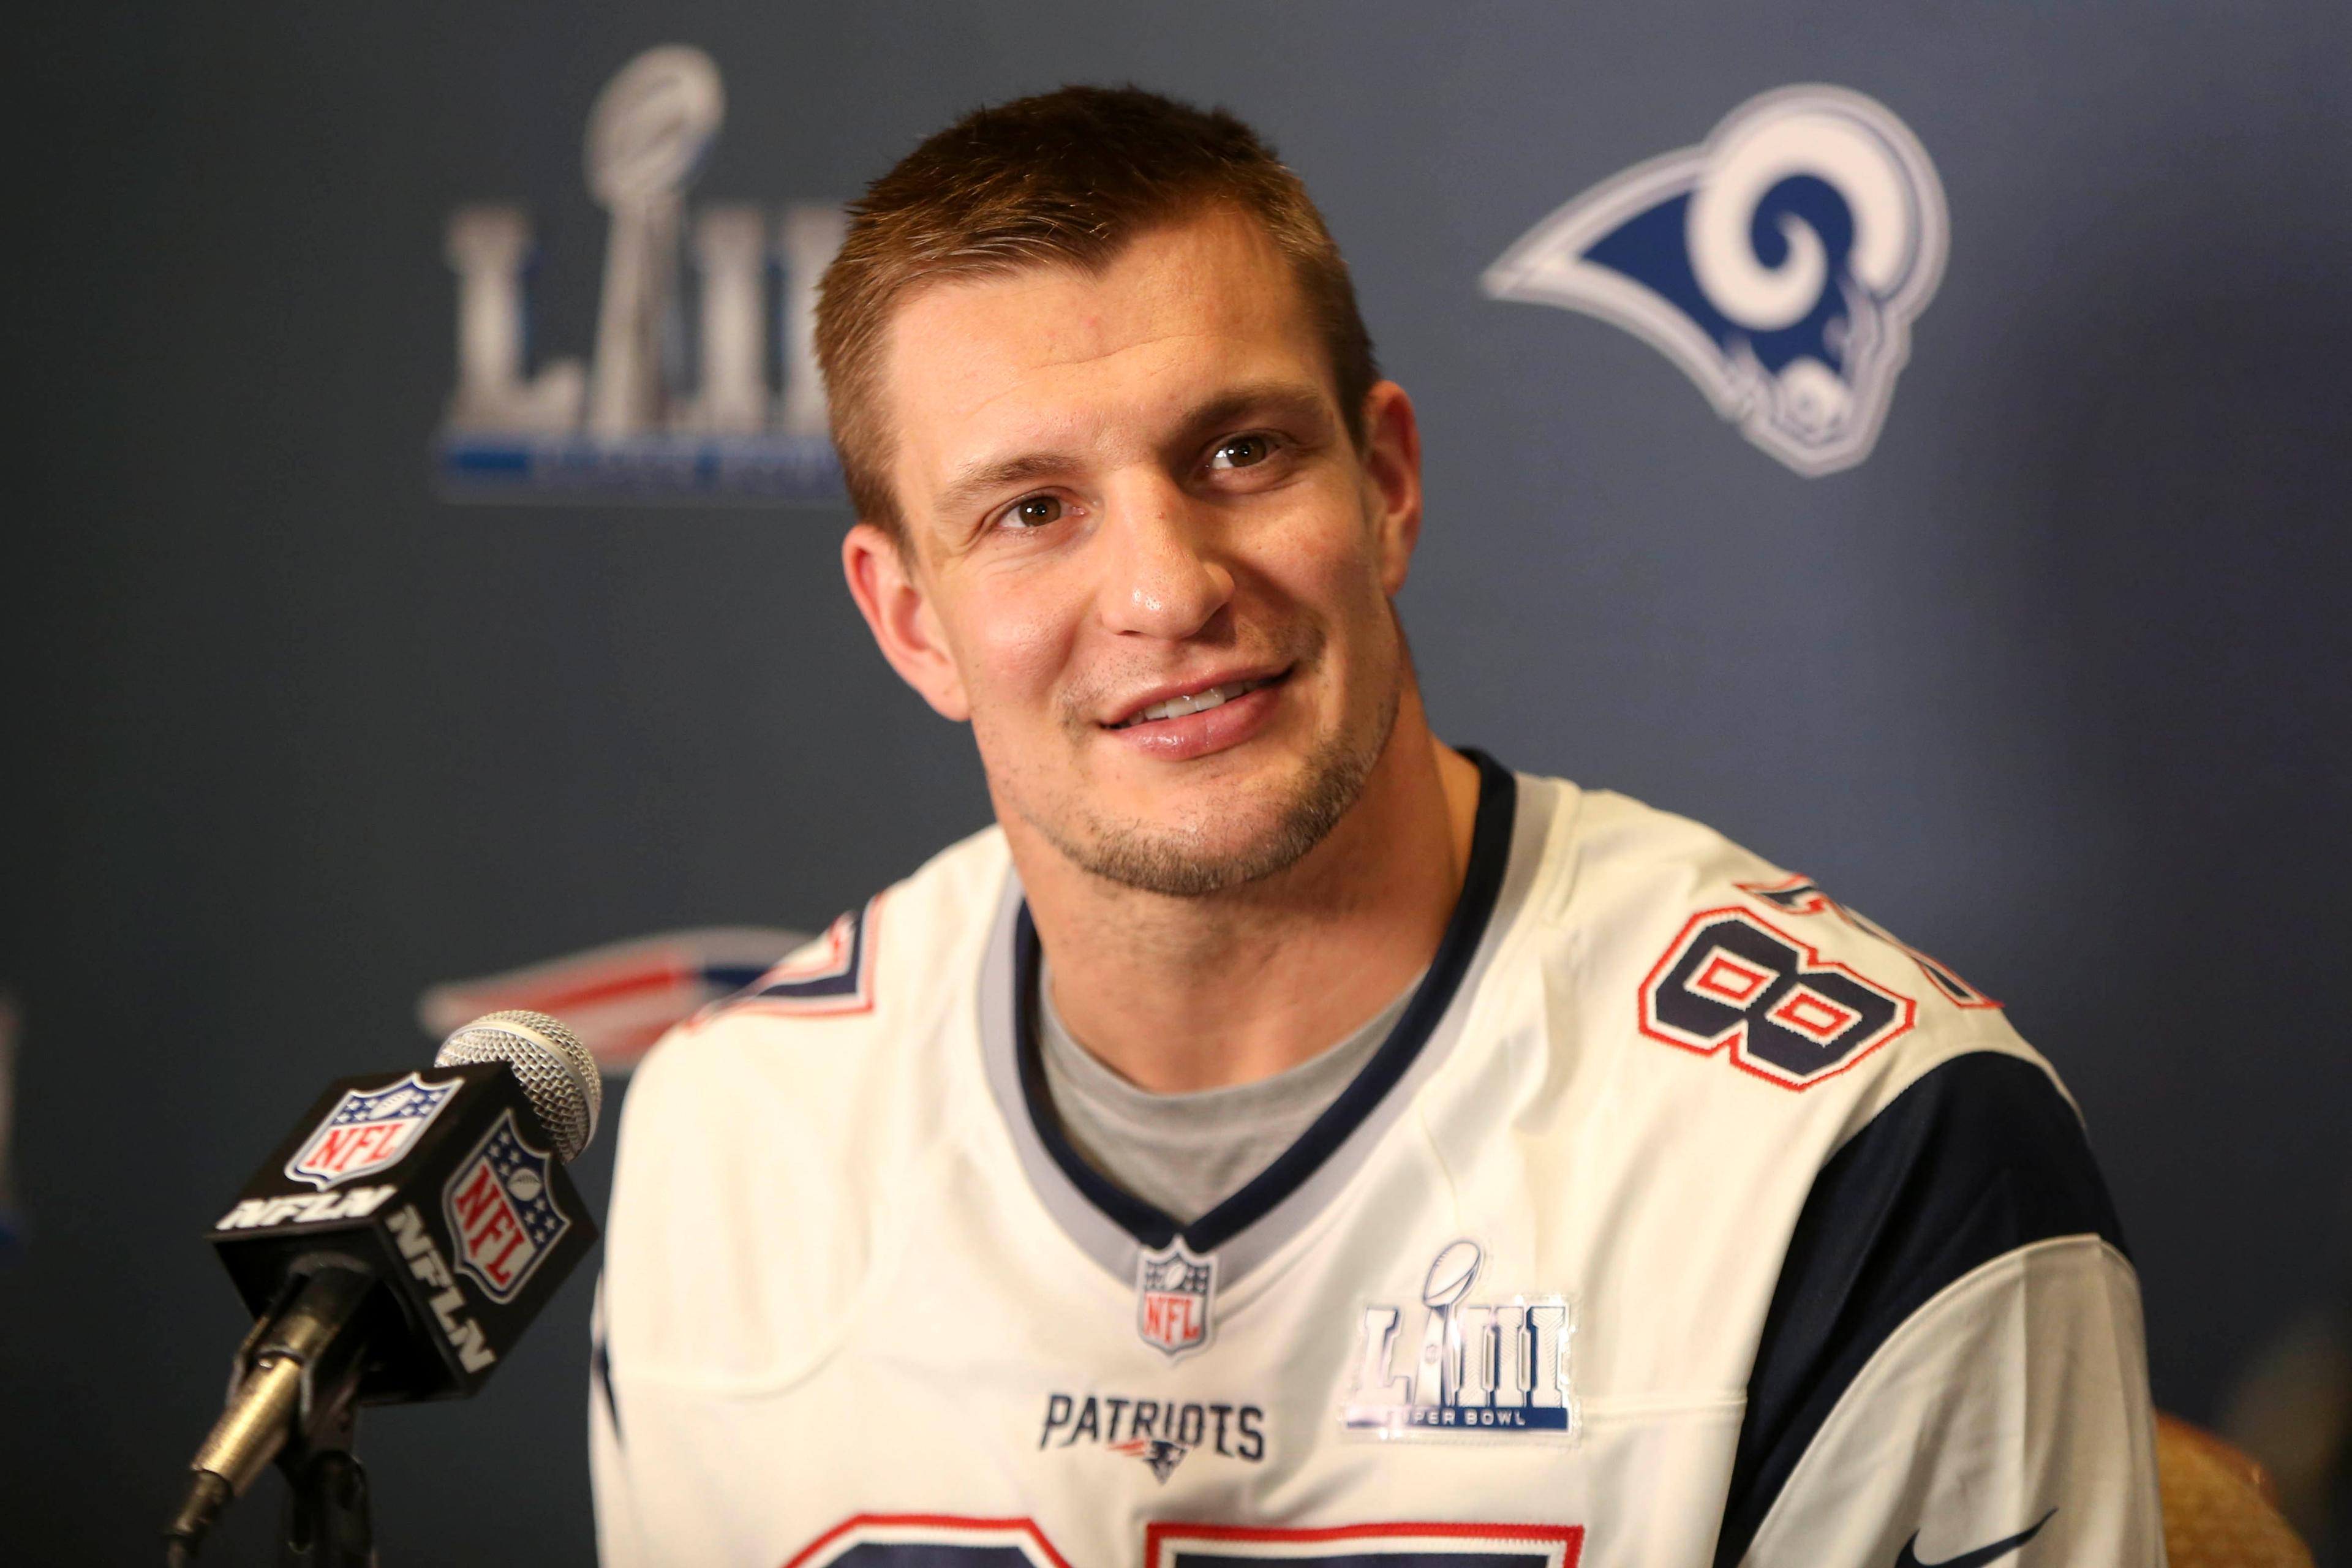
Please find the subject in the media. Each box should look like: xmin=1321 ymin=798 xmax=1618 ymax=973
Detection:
xmin=442 ymin=1109 xmax=571 ymax=1303
xmin=284 ymin=1072 xmax=459 ymax=1190
xmin=1135 ymin=1239 xmax=1216 ymax=1360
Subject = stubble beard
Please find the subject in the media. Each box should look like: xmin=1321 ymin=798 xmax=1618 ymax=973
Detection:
xmin=1022 ymin=640 xmax=1406 ymax=900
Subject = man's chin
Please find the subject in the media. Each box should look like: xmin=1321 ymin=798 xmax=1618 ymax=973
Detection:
xmin=1052 ymin=826 xmax=1312 ymax=899
xmin=1039 ymin=752 xmax=1379 ymax=900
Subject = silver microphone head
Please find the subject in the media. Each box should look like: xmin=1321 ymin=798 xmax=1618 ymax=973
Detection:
xmin=433 ymin=1010 xmax=601 ymax=1163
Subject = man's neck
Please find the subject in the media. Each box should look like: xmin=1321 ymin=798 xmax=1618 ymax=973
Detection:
xmin=1006 ymin=695 xmax=1483 ymax=1095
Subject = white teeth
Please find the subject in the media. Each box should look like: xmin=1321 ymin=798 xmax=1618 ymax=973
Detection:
xmin=1116 ymin=678 xmax=1268 ymax=728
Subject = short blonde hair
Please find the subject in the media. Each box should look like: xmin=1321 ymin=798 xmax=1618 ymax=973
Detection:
xmin=815 ymin=85 xmax=1379 ymax=539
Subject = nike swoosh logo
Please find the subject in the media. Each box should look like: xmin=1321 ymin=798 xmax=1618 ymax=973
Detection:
xmin=1894 ymin=1508 xmax=2056 ymax=1568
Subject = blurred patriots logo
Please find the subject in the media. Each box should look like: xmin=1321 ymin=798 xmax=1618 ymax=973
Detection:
xmin=418 ymin=927 xmax=805 ymax=1074
xmin=1110 ymin=1437 xmax=1189 ymax=1483
xmin=1484 ymin=85 xmax=1948 ymax=476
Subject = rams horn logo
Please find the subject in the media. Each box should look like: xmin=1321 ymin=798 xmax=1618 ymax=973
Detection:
xmin=1484 ymin=85 xmax=1948 ymax=477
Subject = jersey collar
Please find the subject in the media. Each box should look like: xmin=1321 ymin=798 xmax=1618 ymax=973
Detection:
xmin=978 ymin=750 xmax=1547 ymax=1291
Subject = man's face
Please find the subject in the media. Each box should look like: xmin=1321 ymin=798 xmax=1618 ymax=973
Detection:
xmin=848 ymin=208 xmax=1422 ymax=896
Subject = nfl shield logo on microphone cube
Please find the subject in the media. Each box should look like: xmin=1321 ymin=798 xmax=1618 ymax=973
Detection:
xmin=284 ymin=1072 xmax=460 ymax=1189
xmin=442 ymin=1108 xmax=572 ymax=1303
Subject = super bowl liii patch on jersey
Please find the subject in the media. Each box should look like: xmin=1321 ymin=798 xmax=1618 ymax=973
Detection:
xmin=1341 ymin=1240 xmax=1578 ymax=1441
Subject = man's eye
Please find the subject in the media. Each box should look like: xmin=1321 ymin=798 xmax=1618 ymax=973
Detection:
xmin=1005 ymin=495 xmax=1063 ymax=528
xmin=1209 ymin=435 xmax=1274 ymax=471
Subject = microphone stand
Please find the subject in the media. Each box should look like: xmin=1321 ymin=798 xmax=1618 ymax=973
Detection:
xmin=277 ymin=1400 xmax=375 ymax=1568
xmin=165 ymin=1265 xmax=380 ymax=1566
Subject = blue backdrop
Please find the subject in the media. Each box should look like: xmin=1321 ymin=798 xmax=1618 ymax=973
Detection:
xmin=11 ymin=3 xmax=2351 ymax=1561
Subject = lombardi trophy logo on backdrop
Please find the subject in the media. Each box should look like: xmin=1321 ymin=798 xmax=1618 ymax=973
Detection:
xmin=436 ymin=45 xmax=846 ymax=502
xmin=1485 ymin=86 xmax=1948 ymax=476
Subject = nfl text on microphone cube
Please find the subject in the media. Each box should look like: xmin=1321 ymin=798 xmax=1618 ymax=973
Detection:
xmin=206 ymin=1061 xmax=598 ymax=1402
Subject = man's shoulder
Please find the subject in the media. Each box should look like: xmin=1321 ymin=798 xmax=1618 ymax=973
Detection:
xmin=1520 ymin=768 xmax=2115 ymax=1237
xmin=1525 ymin=775 xmax=2039 ymax=1108
xmin=1492 ymin=772 xmax=2082 ymax=1274
xmin=609 ymin=820 xmax=1009 ymax=1206
xmin=636 ymin=820 xmax=1010 ymax=1077
xmin=1494 ymin=778 xmax=2122 ymax=1440
xmin=598 ymin=823 xmax=1011 ymax=1387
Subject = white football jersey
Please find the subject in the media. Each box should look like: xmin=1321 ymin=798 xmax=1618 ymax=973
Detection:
xmin=593 ymin=758 xmax=2163 ymax=1568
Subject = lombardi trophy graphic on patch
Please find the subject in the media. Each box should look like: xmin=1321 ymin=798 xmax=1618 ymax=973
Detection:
xmin=1485 ymin=85 xmax=1948 ymax=477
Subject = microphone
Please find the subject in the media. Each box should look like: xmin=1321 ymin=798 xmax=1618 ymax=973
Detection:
xmin=163 ymin=1011 xmax=603 ymax=1559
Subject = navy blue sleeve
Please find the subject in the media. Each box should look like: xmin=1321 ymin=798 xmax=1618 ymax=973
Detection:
xmin=1711 ymin=1051 xmax=2127 ymax=1568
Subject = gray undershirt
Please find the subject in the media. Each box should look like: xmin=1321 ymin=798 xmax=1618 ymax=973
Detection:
xmin=1036 ymin=959 xmax=1421 ymax=1225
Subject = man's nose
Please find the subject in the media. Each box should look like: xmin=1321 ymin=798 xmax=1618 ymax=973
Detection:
xmin=1096 ymin=473 xmax=1235 ymax=640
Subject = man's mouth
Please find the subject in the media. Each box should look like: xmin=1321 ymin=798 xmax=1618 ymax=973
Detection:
xmin=1108 ymin=675 xmax=1281 ymax=730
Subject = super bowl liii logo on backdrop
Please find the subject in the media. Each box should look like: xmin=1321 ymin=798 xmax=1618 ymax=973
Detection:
xmin=1485 ymin=86 xmax=1948 ymax=477
xmin=437 ymin=45 xmax=845 ymax=503
xmin=1341 ymin=1240 xmax=1577 ymax=1440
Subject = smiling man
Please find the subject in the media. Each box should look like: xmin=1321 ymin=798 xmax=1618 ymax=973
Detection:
xmin=592 ymin=88 xmax=2163 ymax=1567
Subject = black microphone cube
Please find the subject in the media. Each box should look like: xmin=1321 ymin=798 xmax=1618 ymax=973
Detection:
xmin=207 ymin=1061 xmax=599 ymax=1402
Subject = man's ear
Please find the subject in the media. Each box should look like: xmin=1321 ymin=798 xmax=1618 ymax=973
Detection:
xmin=1359 ymin=380 xmax=1424 ymax=596
xmin=842 ymin=521 xmax=973 ymax=722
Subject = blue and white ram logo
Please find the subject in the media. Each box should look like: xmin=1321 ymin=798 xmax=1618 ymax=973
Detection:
xmin=1484 ymin=85 xmax=1948 ymax=477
